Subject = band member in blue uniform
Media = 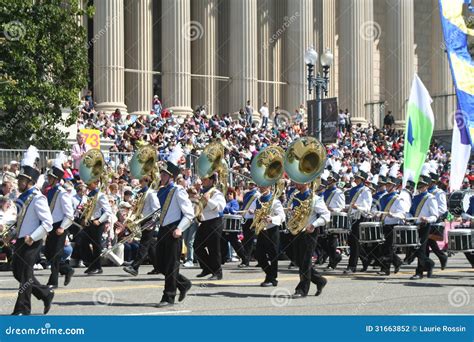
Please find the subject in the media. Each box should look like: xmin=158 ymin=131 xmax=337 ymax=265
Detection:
xmin=408 ymin=175 xmax=438 ymax=280
xmin=239 ymin=181 xmax=260 ymax=267
xmin=44 ymin=157 xmax=75 ymax=288
xmin=11 ymin=147 xmax=54 ymax=315
xmin=156 ymin=160 xmax=195 ymax=307
xmin=221 ymin=187 xmax=247 ymax=265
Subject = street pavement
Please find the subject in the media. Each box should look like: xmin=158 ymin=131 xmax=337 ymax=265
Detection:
xmin=0 ymin=254 xmax=473 ymax=316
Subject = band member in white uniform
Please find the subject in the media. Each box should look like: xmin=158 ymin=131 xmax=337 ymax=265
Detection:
xmin=155 ymin=160 xmax=194 ymax=307
xmin=11 ymin=147 xmax=54 ymax=315
xmin=239 ymin=181 xmax=260 ymax=268
xmin=291 ymin=182 xmax=330 ymax=298
xmin=123 ymin=175 xmax=160 ymax=276
xmin=322 ymin=172 xmax=345 ymax=270
xmin=194 ymin=173 xmax=226 ymax=280
xmin=254 ymin=185 xmax=285 ymax=287
xmin=344 ymin=171 xmax=373 ymax=274
xmin=44 ymin=157 xmax=75 ymax=288
xmin=408 ymin=175 xmax=438 ymax=280
xmin=81 ymin=180 xmax=113 ymax=275
xmin=377 ymin=177 xmax=405 ymax=275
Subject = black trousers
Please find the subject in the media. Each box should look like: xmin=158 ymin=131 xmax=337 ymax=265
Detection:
xmin=81 ymin=222 xmax=105 ymax=271
xmin=155 ymin=223 xmax=191 ymax=303
xmin=348 ymin=219 xmax=369 ymax=269
xmin=465 ymin=252 xmax=474 ymax=267
xmin=255 ymin=226 xmax=280 ymax=282
xmin=323 ymin=234 xmax=342 ymax=268
xmin=415 ymin=223 xmax=435 ymax=275
xmin=293 ymin=230 xmax=326 ymax=295
xmin=380 ymin=225 xmax=402 ymax=273
xmin=12 ymin=239 xmax=52 ymax=314
xmin=44 ymin=222 xmax=72 ymax=286
xmin=194 ymin=217 xmax=223 ymax=275
xmin=280 ymin=231 xmax=296 ymax=263
xmin=426 ymin=239 xmax=447 ymax=266
xmin=220 ymin=231 xmax=247 ymax=264
xmin=132 ymin=228 xmax=155 ymax=271
xmin=241 ymin=219 xmax=255 ymax=264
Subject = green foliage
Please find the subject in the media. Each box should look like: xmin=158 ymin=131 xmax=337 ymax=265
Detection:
xmin=0 ymin=0 xmax=92 ymax=149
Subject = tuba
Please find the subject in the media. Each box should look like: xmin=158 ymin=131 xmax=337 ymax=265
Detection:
xmin=79 ymin=149 xmax=106 ymax=226
xmin=284 ymin=137 xmax=327 ymax=235
xmin=195 ymin=142 xmax=228 ymax=220
xmin=250 ymin=145 xmax=285 ymax=235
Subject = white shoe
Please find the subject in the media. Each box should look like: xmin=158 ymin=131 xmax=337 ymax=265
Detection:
xmin=77 ymin=261 xmax=85 ymax=268
xmin=230 ymin=257 xmax=240 ymax=262
xmin=183 ymin=261 xmax=194 ymax=267
xmin=33 ymin=264 xmax=43 ymax=270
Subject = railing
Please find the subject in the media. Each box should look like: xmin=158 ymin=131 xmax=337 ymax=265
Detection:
xmin=0 ymin=149 xmax=252 ymax=186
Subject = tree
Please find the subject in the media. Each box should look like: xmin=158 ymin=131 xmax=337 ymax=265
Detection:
xmin=0 ymin=0 xmax=93 ymax=149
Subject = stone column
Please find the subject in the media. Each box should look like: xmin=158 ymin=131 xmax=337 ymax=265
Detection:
xmin=338 ymin=0 xmax=374 ymax=126
xmin=385 ymin=0 xmax=415 ymax=127
xmin=124 ymin=0 xmax=153 ymax=116
xmin=191 ymin=0 xmax=218 ymax=116
xmin=285 ymin=0 xmax=314 ymax=117
xmin=431 ymin=0 xmax=455 ymax=130
xmin=161 ymin=0 xmax=193 ymax=116
xmin=229 ymin=0 xmax=258 ymax=117
xmin=271 ymin=0 xmax=285 ymax=111
xmin=94 ymin=0 xmax=127 ymax=113
xmin=258 ymin=0 xmax=272 ymax=108
xmin=317 ymin=0 xmax=337 ymax=98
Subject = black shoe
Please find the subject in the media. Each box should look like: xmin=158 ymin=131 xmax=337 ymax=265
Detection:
xmin=87 ymin=269 xmax=103 ymax=275
xmin=11 ymin=311 xmax=29 ymax=316
xmin=377 ymin=270 xmax=390 ymax=276
xmin=260 ymin=280 xmax=278 ymax=287
xmin=147 ymin=269 xmax=160 ymax=275
xmin=84 ymin=268 xmax=91 ymax=274
xmin=315 ymin=278 xmax=327 ymax=296
xmin=43 ymin=291 xmax=55 ymax=315
xmin=440 ymin=258 xmax=447 ymax=270
xmin=360 ymin=263 xmax=369 ymax=272
xmin=47 ymin=284 xmax=58 ymax=289
xmin=196 ymin=271 xmax=212 ymax=278
xmin=427 ymin=268 xmax=433 ymax=278
xmin=122 ymin=261 xmax=133 ymax=266
xmin=64 ymin=269 xmax=74 ymax=286
xmin=288 ymin=262 xmax=295 ymax=269
xmin=292 ymin=292 xmax=306 ymax=299
xmin=208 ymin=273 xmax=223 ymax=281
xmin=238 ymin=263 xmax=249 ymax=268
xmin=394 ymin=264 xmax=401 ymax=274
xmin=123 ymin=266 xmax=138 ymax=276
xmin=410 ymin=274 xmax=423 ymax=280
xmin=179 ymin=283 xmax=192 ymax=302
xmin=343 ymin=268 xmax=355 ymax=275
xmin=156 ymin=301 xmax=174 ymax=308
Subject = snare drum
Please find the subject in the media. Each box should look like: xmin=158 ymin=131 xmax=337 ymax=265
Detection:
xmin=335 ymin=231 xmax=350 ymax=248
xmin=223 ymin=214 xmax=243 ymax=233
xmin=393 ymin=225 xmax=419 ymax=247
xmin=327 ymin=212 xmax=351 ymax=233
xmin=429 ymin=223 xmax=445 ymax=242
xmin=448 ymin=229 xmax=474 ymax=252
xmin=448 ymin=190 xmax=474 ymax=215
xmin=358 ymin=222 xmax=384 ymax=243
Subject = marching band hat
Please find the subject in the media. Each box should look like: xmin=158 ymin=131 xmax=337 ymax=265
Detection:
xmin=48 ymin=166 xmax=65 ymax=179
xmin=406 ymin=180 xmax=415 ymax=189
xmin=355 ymin=170 xmax=369 ymax=181
xmin=327 ymin=172 xmax=340 ymax=182
xmin=378 ymin=176 xmax=387 ymax=185
xmin=18 ymin=146 xmax=40 ymax=183
xmin=417 ymin=175 xmax=431 ymax=186
xmin=429 ymin=172 xmax=439 ymax=183
xmin=18 ymin=165 xmax=40 ymax=183
xmin=160 ymin=160 xmax=180 ymax=178
xmin=386 ymin=176 xmax=401 ymax=186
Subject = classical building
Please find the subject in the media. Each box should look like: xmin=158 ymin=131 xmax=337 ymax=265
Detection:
xmin=84 ymin=0 xmax=456 ymax=131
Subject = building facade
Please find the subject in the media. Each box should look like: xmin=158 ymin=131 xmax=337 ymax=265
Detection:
xmin=85 ymin=0 xmax=456 ymax=131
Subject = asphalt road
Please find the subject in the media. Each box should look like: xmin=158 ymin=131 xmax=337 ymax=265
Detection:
xmin=0 ymin=254 xmax=473 ymax=316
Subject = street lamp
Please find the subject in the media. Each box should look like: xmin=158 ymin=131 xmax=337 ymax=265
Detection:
xmin=305 ymin=47 xmax=333 ymax=142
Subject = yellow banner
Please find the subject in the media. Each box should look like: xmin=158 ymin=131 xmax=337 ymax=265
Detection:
xmin=79 ymin=129 xmax=101 ymax=149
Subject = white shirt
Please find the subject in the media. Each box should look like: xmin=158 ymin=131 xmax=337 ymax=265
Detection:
xmin=399 ymin=189 xmax=412 ymax=213
xmin=309 ymin=195 xmax=331 ymax=228
xmin=17 ymin=189 xmax=53 ymax=241
xmin=380 ymin=193 xmax=406 ymax=225
xmin=90 ymin=192 xmax=113 ymax=224
xmin=261 ymin=198 xmax=286 ymax=230
xmin=351 ymin=186 xmax=373 ymax=218
xmin=429 ymin=186 xmax=447 ymax=216
xmin=408 ymin=193 xmax=439 ymax=224
xmin=242 ymin=191 xmax=260 ymax=219
xmin=50 ymin=186 xmax=74 ymax=229
xmin=325 ymin=187 xmax=345 ymax=212
xmin=201 ymin=188 xmax=226 ymax=221
xmin=142 ymin=190 xmax=160 ymax=217
xmin=259 ymin=106 xmax=269 ymax=118
xmin=160 ymin=185 xmax=195 ymax=231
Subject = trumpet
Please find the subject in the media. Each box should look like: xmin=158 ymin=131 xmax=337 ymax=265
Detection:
xmin=0 ymin=222 xmax=17 ymax=246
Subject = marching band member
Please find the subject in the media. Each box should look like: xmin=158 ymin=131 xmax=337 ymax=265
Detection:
xmin=239 ymin=180 xmax=259 ymax=268
xmin=81 ymin=179 xmax=113 ymax=275
xmin=322 ymin=173 xmax=345 ymax=270
xmin=400 ymin=179 xmax=416 ymax=265
xmin=254 ymin=185 xmax=285 ymax=287
xmin=291 ymin=182 xmax=330 ymax=298
xmin=372 ymin=176 xmax=387 ymax=211
xmin=123 ymin=175 xmax=160 ymax=276
xmin=426 ymin=173 xmax=448 ymax=270
xmin=194 ymin=173 xmax=226 ymax=280
xmin=11 ymin=147 xmax=54 ymax=315
xmin=44 ymin=155 xmax=75 ymax=288
xmin=344 ymin=171 xmax=373 ymax=274
xmin=221 ymin=187 xmax=247 ymax=265
xmin=155 ymin=159 xmax=194 ymax=307
xmin=377 ymin=177 xmax=405 ymax=275
xmin=408 ymin=175 xmax=437 ymax=280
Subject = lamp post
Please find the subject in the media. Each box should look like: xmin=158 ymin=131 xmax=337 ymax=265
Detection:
xmin=305 ymin=47 xmax=333 ymax=142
